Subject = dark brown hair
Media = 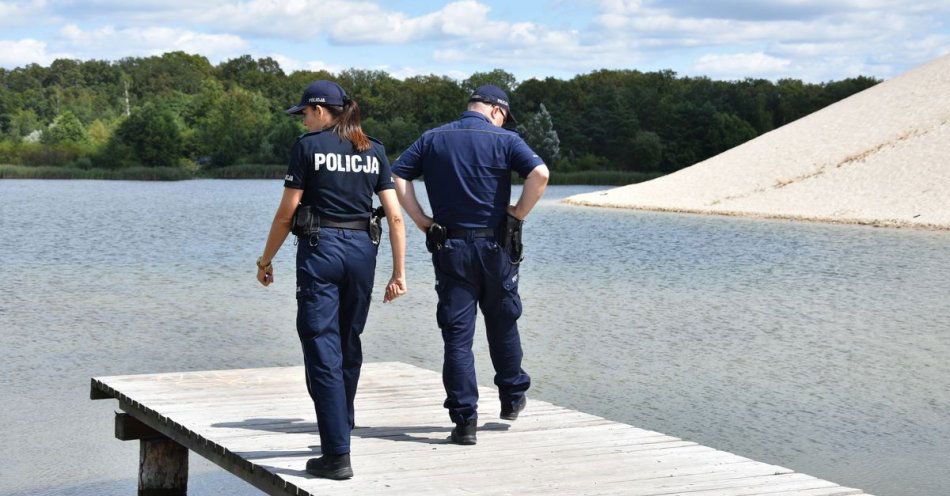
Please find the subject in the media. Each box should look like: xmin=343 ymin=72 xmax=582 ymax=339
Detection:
xmin=319 ymin=99 xmax=371 ymax=152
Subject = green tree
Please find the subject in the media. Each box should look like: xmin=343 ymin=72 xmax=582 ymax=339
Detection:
xmin=87 ymin=119 xmax=112 ymax=146
xmin=104 ymin=103 xmax=184 ymax=168
xmin=259 ymin=116 xmax=304 ymax=164
xmin=363 ymin=116 xmax=421 ymax=156
xmin=195 ymin=86 xmax=271 ymax=167
xmin=401 ymin=75 xmax=467 ymax=127
xmin=42 ymin=110 xmax=88 ymax=144
xmin=462 ymin=69 xmax=518 ymax=94
xmin=118 ymin=51 xmax=215 ymax=99
xmin=8 ymin=109 xmax=40 ymax=140
xmin=336 ymin=69 xmax=399 ymax=118
xmin=0 ymin=52 xmax=883 ymax=176
xmin=709 ymin=112 xmax=757 ymax=153
xmin=516 ymin=103 xmax=560 ymax=167
xmin=629 ymin=131 xmax=663 ymax=171
xmin=217 ymin=55 xmax=286 ymax=100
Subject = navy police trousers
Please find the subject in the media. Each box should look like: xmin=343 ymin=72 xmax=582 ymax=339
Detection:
xmin=296 ymin=228 xmax=376 ymax=455
xmin=432 ymin=233 xmax=531 ymax=423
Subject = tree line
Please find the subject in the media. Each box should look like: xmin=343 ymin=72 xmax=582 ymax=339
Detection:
xmin=0 ymin=51 xmax=879 ymax=175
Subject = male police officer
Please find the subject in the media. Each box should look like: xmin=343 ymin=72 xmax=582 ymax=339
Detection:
xmin=392 ymin=85 xmax=550 ymax=445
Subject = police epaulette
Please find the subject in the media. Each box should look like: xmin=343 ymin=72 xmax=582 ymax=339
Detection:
xmin=366 ymin=134 xmax=384 ymax=145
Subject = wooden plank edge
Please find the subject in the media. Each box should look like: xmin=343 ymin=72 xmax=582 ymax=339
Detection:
xmin=119 ymin=398 xmax=309 ymax=496
xmin=90 ymin=377 xmax=116 ymax=400
xmin=96 ymin=386 xmax=313 ymax=496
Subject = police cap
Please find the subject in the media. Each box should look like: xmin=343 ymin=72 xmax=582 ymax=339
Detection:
xmin=286 ymin=80 xmax=349 ymax=114
xmin=469 ymin=84 xmax=517 ymax=124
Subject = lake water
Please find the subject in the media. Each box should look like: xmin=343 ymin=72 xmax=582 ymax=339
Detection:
xmin=1 ymin=179 xmax=948 ymax=496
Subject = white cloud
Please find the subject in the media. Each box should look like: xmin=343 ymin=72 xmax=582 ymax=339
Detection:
xmin=404 ymin=1 xmax=946 ymax=78
xmin=591 ymin=0 xmax=950 ymax=80
xmin=0 ymin=0 xmax=47 ymax=26
xmin=269 ymin=54 xmax=343 ymax=74
xmin=57 ymin=24 xmax=248 ymax=60
xmin=0 ymin=38 xmax=71 ymax=67
xmin=372 ymin=65 xmax=467 ymax=80
xmin=0 ymin=0 xmax=948 ymax=81
xmin=197 ymin=0 xmax=573 ymax=48
xmin=185 ymin=0 xmax=380 ymax=41
xmin=693 ymin=52 xmax=791 ymax=79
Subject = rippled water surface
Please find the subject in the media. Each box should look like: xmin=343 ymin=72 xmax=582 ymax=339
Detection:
xmin=1 ymin=179 xmax=948 ymax=496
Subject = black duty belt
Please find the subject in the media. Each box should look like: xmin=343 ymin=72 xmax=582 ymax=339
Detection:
xmin=446 ymin=227 xmax=496 ymax=238
xmin=320 ymin=218 xmax=368 ymax=231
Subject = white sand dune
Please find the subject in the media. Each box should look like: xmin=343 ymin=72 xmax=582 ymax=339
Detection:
xmin=565 ymin=54 xmax=950 ymax=230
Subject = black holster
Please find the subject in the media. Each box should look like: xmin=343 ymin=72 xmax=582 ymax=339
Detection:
xmin=292 ymin=205 xmax=320 ymax=246
xmin=499 ymin=214 xmax=524 ymax=264
xmin=369 ymin=206 xmax=385 ymax=246
xmin=425 ymin=223 xmax=447 ymax=253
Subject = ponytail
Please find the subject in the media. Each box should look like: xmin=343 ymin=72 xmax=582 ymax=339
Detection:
xmin=323 ymin=99 xmax=371 ymax=152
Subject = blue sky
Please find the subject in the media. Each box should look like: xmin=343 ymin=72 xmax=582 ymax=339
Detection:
xmin=1 ymin=1 xmax=948 ymax=82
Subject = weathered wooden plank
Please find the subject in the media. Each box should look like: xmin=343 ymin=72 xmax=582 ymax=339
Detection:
xmin=217 ymin=423 xmax=671 ymax=458
xmin=751 ymin=489 xmax=863 ymax=496
xmin=276 ymin=458 xmax=784 ymax=496
xmin=160 ymin=407 xmax=612 ymax=434
xmin=91 ymin=363 xmax=871 ymax=496
xmin=562 ymin=471 xmax=821 ymax=496
xmin=601 ymin=477 xmax=837 ymax=496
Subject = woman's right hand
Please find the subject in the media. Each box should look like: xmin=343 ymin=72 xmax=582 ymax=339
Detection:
xmin=257 ymin=267 xmax=273 ymax=286
xmin=384 ymin=273 xmax=407 ymax=302
xmin=256 ymin=257 xmax=274 ymax=286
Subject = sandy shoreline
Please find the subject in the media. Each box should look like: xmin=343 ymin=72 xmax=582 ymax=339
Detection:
xmin=566 ymin=199 xmax=950 ymax=231
xmin=565 ymin=54 xmax=950 ymax=231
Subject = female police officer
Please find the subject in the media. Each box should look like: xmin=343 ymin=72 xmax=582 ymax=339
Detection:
xmin=256 ymin=80 xmax=406 ymax=480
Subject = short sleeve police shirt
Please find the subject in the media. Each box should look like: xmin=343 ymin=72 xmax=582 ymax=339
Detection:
xmin=285 ymin=131 xmax=394 ymax=222
xmin=391 ymin=111 xmax=544 ymax=229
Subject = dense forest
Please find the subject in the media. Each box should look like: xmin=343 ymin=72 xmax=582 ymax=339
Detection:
xmin=0 ymin=51 xmax=878 ymax=181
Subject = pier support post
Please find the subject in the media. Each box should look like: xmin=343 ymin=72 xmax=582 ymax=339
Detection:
xmin=114 ymin=413 xmax=188 ymax=496
xmin=139 ymin=437 xmax=188 ymax=496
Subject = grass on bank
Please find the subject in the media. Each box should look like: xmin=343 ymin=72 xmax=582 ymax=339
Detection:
xmin=0 ymin=164 xmax=193 ymax=180
xmin=0 ymin=163 xmax=284 ymax=180
xmin=1 ymin=163 xmax=664 ymax=186
xmin=200 ymin=163 xmax=286 ymax=179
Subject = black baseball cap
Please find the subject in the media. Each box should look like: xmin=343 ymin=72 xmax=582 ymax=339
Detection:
xmin=469 ymin=84 xmax=517 ymax=124
xmin=286 ymin=80 xmax=348 ymax=114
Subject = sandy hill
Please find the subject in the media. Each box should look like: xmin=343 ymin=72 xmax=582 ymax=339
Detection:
xmin=565 ymin=54 xmax=950 ymax=229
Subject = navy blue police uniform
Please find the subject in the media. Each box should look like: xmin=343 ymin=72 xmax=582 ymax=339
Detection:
xmin=284 ymin=82 xmax=394 ymax=457
xmin=391 ymin=86 xmax=544 ymax=425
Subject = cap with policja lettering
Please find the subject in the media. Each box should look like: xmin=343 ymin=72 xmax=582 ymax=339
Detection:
xmin=285 ymin=80 xmax=349 ymax=114
xmin=468 ymin=84 xmax=517 ymax=124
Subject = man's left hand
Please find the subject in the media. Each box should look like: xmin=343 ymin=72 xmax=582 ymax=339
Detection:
xmin=507 ymin=204 xmax=525 ymax=220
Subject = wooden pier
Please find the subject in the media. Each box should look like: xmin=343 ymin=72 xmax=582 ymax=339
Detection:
xmin=91 ymin=362 xmax=870 ymax=496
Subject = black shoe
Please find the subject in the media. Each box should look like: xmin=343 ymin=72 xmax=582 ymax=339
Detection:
xmin=306 ymin=453 xmax=353 ymax=480
xmin=449 ymin=419 xmax=477 ymax=445
xmin=501 ymin=395 xmax=526 ymax=421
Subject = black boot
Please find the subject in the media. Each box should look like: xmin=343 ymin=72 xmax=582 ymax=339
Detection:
xmin=501 ymin=395 xmax=526 ymax=421
xmin=449 ymin=419 xmax=477 ymax=445
xmin=306 ymin=453 xmax=353 ymax=480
